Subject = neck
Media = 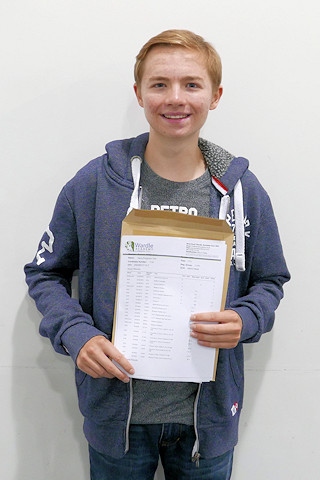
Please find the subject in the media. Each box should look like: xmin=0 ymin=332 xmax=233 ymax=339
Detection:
xmin=144 ymin=133 xmax=205 ymax=182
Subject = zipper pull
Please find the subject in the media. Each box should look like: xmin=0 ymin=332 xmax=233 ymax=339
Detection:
xmin=192 ymin=452 xmax=201 ymax=467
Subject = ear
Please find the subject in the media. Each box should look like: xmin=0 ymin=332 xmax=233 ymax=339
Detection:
xmin=210 ymin=85 xmax=223 ymax=110
xmin=134 ymin=83 xmax=144 ymax=107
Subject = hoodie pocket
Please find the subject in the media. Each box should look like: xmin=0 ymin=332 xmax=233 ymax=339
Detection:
xmin=75 ymin=367 xmax=87 ymax=387
xmin=229 ymin=347 xmax=244 ymax=389
xmin=75 ymin=372 xmax=129 ymax=423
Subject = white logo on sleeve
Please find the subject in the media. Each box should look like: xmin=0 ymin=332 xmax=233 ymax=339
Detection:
xmin=36 ymin=227 xmax=55 ymax=265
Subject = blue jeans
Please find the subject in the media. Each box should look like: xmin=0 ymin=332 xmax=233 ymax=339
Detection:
xmin=89 ymin=424 xmax=233 ymax=480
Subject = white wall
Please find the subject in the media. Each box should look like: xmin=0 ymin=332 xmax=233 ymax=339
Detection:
xmin=2 ymin=1 xmax=319 ymax=478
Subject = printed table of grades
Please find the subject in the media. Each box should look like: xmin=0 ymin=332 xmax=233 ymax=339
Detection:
xmin=113 ymin=235 xmax=227 ymax=382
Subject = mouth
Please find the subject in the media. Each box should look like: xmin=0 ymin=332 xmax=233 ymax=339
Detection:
xmin=162 ymin=114 xmax=190 ymax=119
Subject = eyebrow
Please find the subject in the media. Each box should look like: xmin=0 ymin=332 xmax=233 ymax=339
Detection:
xmin=147 ymin=76 xmax=205 ymax=83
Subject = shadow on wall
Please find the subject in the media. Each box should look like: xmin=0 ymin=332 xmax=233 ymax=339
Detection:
xmin=12 ymin=295 xmax=89 ymax=480
xmin=233 ymin=331 xmax=274 ymax=473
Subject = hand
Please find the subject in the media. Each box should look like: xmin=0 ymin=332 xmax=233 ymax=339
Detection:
xmin=76 ymin=335 xmax=135 ymax=383
xmin=190 ymin=310 xmax=242 ymax=349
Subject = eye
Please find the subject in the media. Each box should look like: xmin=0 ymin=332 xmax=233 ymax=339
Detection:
xmin=187 ymin=82 xmax=198 ymax=88
xmin=153 ymin=83 xmax=166 ymax=88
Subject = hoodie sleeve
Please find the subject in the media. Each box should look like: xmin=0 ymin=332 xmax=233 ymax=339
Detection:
xmin=228 ymin=187 xmax=290 ymax=343
xmin=24 ymin=187 xmax=105 ymax=362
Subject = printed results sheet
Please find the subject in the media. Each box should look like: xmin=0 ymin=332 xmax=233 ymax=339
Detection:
xmin=113 ymin=235 xmax=227 ymax=382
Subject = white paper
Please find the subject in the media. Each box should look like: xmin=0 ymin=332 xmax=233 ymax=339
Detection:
xmin=113 ymin=235 xmax=227 ymax=382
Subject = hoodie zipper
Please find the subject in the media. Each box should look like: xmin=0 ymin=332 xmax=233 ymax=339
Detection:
xmin=191 ymin=383 xmax=202 ymax=466
xmin=125 ymin=378 xmax=133 ymax=453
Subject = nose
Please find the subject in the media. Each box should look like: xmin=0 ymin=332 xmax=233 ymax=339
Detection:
xmin=166 ymin=85 xmax=185 ymax=105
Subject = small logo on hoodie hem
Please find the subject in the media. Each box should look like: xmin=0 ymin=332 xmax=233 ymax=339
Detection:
xmin=231 ymin=402 xmax=239 ymax=416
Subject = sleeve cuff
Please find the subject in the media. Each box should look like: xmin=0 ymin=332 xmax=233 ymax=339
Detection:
xmin=61 ymin=323 xmax=108 ymax=363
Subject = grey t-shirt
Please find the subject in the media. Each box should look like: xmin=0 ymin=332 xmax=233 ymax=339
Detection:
xmin=130 ymin=160 xmax=211 ymax=425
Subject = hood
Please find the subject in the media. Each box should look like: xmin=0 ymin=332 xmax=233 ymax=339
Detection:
xmin=104 ymin=133 xmax=149 ymax=184
xmin=104 ymin=133 xmax=248 ymax=188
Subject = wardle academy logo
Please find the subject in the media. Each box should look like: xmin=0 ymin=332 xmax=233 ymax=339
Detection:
xmin=125 ymin=240 xmax=153 ymax=253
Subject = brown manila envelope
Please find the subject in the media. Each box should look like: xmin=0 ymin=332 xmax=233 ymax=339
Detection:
xmin=112 ymin=209 xmax=233 ymax=382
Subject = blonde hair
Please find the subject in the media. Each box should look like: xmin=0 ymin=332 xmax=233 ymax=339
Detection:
xmin=134 ymin=29 xmax=222 ymax=90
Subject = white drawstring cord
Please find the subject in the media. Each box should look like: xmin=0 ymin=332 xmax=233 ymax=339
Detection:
xmin=126 ymin=156 xmax=142 ymax=215
xmin=218 ymin=181 xmax=245 ymax=272
xmin=219 ymin=195 xmax=230 ymax=220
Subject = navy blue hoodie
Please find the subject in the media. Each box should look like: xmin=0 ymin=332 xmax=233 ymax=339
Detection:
xmin=24 ymin=133 xmax=290 ymax=460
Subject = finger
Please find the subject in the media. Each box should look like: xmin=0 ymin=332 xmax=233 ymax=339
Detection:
xmin=77 ymin=351 xmax=114 ymax=378
xmin=101 ymin=355 xmax=133 ymax=382
xmin=191 ymin=329 xmax=240 ymax=349
xmin=190 ymin=321 xmax=222 ymax=336
xmin=89 ymin=347 xmax=134 ymax=382
xmin=79 ymin=363 xmax=114 ymax=379
xmin=197 ymin=339 xmax=230 ymax=348
xmin=190 ymin=312 xmax=219 ymax=323
xmin=198 ymin=338 xmax=239 ymax=349
xmin=102 ymin=344 xmax=135 ymax=377
xmin=77 ymin=337 xmax=135 ymax=382
xmin=79 ymin=353 xmax=132 ymax=382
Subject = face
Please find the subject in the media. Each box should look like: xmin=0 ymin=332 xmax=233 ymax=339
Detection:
xmin=134 ymin=46 xmax=222 ymax=142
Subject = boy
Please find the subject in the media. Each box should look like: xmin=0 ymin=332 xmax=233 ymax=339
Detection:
xmin=25 ymin=30 xmax=290 ymax=479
